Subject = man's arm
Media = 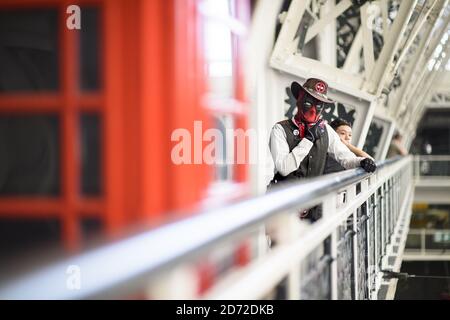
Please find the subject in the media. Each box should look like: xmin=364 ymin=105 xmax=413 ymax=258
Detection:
xmin=326 ymin=124 xmax=364 ymax=169
xmin=265 ymin=143 xmax=275 ymax=187
xmin=269 ymin=123 xmax=313 ymax=176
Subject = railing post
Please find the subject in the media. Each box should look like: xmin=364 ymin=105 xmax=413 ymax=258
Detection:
xmin=146 ymin=264 xmax=198 ymax=299
xmin=257 ymin=225 xmax=269 ymax=257
xmin=374 ymin=186 xmax=382 ymax=295
xmin=330 ymin=229 xmax=338 ymax=300
xmin=272 ymin=213 xmax=306 ymax=300
xmin=352 ymin=210 xmax=359 ymax=300
xmin=323 ymin=194 xmax=338 ymax=300
xmin=287 ymin=264 xmax=300 ymax=300
xmin=380 ymin=184 xmax=385 ymax=267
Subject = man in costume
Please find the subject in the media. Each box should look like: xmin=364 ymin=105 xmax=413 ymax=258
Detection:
xmin=269 ymin=78 xmax=376 ymax=221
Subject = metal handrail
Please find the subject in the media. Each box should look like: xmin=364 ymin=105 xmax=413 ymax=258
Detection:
xmin=414 ymin=155 xmax=450 ymax=161
xmin=408 ymin=229 xmax=450 ymax=235
xmin=404 ymin=228 xmax=450 ymax=260
xmin=0 ymin=156 xmax=409 ymax=299
xmin=413 ymin=155 xmax=450 ymax=179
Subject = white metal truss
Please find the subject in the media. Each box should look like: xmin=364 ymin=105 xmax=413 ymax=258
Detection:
xmin=391 ymin=0 xmax=441 ymax=76
xmin=316 ymin=0 xmax=337 ymax=67
xmin=391 ymin=0 xmax=449 ymax=119
xmin=364 ymin=0 xmax=418 ymax=96
xmin=249 ymin=0 xmax=450 ymax=193
xmin=360 ymin=2 xmax=375 ymax=76
xmin=268 ymin=0 xmax=450 ymax=157
xmin=402 ymin=20 xmax=450 ymax=115
xmin=270 ymin=0 xmax=450 ymax=139
xmin=304 ymin=0 xmax=353 ymax=45
xmin=405 ymin=39 xmax=450 ymax=133
xmin=270 ymin=0 xmax=370 ymax=100
xmin=426 ymin=91 xmax=450 ymax=108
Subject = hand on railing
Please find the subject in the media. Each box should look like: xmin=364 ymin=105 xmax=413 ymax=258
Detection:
xmin=360 ymin=158 xmax=377 ymax=173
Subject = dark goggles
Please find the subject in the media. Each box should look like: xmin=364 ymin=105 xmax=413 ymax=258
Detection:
xmin=301 ymin=95 xmax=324 ymax=112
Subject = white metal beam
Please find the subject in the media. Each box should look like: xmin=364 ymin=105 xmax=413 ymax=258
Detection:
xmin=410 ymin=66 xmax=448 ymax=128
xmin=317 ymin=0 xmax=337 ymax=67
xmin=392 ymin=1 xmax=447 ymax=118
xmin=304 ymin=0 xmax=352 ymax=44
xmin=271 ymin=53 xmax=373 ymax=100
xmin=271 ymin=0 xmax=310 ymax=62
xmin=343 ymin=28 xmax=363 ymax=74
xmin=380 ymin=0 xmax=389 ymax=37
xmin=406 ymin=48 xmax=450 ymax=131
xmin=392 ymin=0 xmax=441 ymax=73
xmin=361 ymin=2 xmax=376 ymax=77
xmin=379 ymin=121 xmax=396 ymax=160
xmin=403 ymin=21 xmax=450 ymax=112
xmin=356 ymin=99 xmax=378 ymax=149
xmin=427 ymin=91 xmax=450 ymax=108
xmin=364 ymin=0 xmax=418 ymax=95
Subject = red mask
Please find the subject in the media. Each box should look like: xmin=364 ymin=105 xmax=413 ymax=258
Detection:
xmin=301 ymin=105 xmax=319 ymax=123
xmin=295 ymin=92 xmax=324 ymax=124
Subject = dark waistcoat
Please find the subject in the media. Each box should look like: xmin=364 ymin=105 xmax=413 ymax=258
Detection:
xmin=271 ymin=119 xmax=331 ymax=185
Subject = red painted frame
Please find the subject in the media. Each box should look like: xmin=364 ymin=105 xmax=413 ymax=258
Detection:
xmin=0 ymin=0 xmax=103 ymax=250
xmin=194 ymin=0 xmax=252 ymax=295
xmin=0 ymin=0 xmax=221 ymax=250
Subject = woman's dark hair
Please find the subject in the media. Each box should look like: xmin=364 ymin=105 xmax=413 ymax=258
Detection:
xmin=329 ymin=118 xmax=352 ymax=131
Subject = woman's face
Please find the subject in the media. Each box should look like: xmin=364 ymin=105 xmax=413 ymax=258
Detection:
xmin=336 ymin=125 xmax=352 ymax=143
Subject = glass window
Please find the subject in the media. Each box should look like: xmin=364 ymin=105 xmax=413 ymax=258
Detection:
xmin=80 ymin=7 xmax=101 ymax=91
xmin=321 ymin=102 xmax=356 ymax=126
xmin=0 ymin=115 xmax=60 ymax=196
xmin=363 ymin=118 xmax=387 ymax=159
xmin=80 ymin=114 xmax=102 ymax=196
xmin=0 ymin=9 xmax=59 ymax=92
xmin=0 ymin=217 xmax=61 ymax=261
xmin=201 ymin=0 xmax=234 ymax=100
xmin=200 ymin=0 xmax=242 ymax=185
xmin=212 ymin=115 xmax=234 ymax=181
xmin=81 ymin=217 xmax=102 ymax=241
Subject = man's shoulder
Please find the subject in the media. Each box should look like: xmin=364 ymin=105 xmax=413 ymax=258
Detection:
xmin=272 ymin=119 xmax=294 ymax=131
xmin=323 ymin=122 xmax=336 ymax=136
xmin=276 ymin=119 xmax=292 ymax=126
xmin=323 ymin=122 xmax=333 ymax=131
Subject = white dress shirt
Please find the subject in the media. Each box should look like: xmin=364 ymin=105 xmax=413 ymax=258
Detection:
xmin=269 ymin=119 xmax=364 ymax=177
xmin=264 ymin=143 xmax=275 ymax=187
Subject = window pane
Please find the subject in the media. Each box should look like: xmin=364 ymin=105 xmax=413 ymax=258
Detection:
xmin=201 ymin=0 xmax=235 ymax=100
xmin=0 ymin=217 xmax=103 ymax=262
xmin=213 ymin=115 xmax=234 ymax=181
xmin=0 ymin=217 xmax=61 ymax=262
xmin=0 ymin=9 xmax=59 ymax=92
xmin=0 ymin=115 xmax=60 ymax=196
xmin=81 ymin=217 xmax=102 ymax=240
xmin=80 ymin=114 xmax=102 ymax=196
xmin=80 ymin=7 xmax=101 ymax=91
xmin=364 ymin=118 xmax=386 ymax=158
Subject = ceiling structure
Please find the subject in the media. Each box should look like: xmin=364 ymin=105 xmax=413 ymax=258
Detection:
xmin=268 ymin=0 xmax=450 ymax=147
